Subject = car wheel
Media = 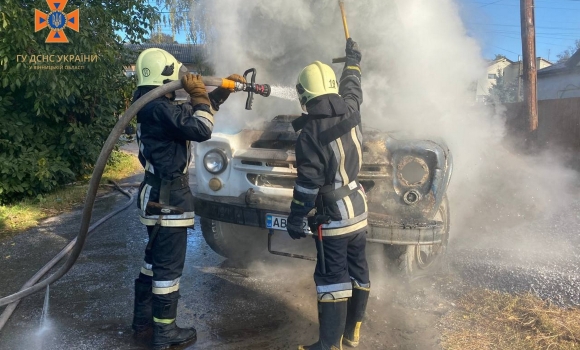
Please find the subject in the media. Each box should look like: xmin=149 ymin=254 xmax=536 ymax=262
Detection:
xmin=200 ymin=218 xmax=268 ymax=261
xmin=384 ymin=195 xmax=450 ymax=277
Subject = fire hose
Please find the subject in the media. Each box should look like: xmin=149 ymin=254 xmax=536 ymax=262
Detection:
xmin=0 ymin=182 xmax=134 ymax=330
xmin=0 ymin=73 xmax=271 ymax=329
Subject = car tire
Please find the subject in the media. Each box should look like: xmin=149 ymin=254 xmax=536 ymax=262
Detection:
xmin=384 ymin=195 xmax=450 ymax=278
xmin=200 ymin=218 xmax=268 ymax=261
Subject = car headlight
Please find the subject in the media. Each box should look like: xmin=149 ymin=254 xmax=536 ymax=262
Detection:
xmin=203 ymin=149 xmax=228 ymax=174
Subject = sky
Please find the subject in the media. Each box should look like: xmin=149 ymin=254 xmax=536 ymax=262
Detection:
xmin=153 ymin=0 xmax=580 ymax=64
xmin=459 ymin=0 xmax=580 ymax=62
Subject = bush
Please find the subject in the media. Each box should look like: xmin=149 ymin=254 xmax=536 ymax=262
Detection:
xmin=0 ymin=0 xmax=156 ymax=204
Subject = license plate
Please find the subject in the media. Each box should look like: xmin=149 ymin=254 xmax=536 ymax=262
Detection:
xmin=266 ymin=213 xmax=311 ymax=234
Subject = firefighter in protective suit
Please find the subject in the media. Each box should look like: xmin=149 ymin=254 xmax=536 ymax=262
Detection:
xmin=131 ymin=48 xmax=245 ymax=350
xmin=287 ymin=39 xmax=370 ymax=350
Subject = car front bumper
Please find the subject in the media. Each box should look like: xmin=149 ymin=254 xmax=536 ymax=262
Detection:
xmin=193 ymin=194 xmax=445 ymax=246
xmin=193 ymin=191 xmax=290 ymax=229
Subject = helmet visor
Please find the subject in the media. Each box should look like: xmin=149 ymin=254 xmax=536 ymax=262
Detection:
xmin=296 ymin=83 xmax=307 ymax=106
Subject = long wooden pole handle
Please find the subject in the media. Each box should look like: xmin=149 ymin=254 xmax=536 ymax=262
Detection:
xmin=339 ymin=0 xmax=350 ymax=39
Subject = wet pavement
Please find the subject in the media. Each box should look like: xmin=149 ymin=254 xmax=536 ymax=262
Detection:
xmin=449 ymin=196 xmax=580 ymax=307
xmin=1 ymin=145 xmax=578 ymax=349
xmin=0 ymin=177 xmax=450 ymax=350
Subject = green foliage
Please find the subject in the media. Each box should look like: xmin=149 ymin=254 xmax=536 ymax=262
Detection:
xmin=120 ymin=74 xmax=138 ymax=132
xmin=190 ymin=51 xmax=215 ymax=76
xmin=0 ymin=0 xmax=157 ymax=204
xmin=147 ymin=31 xmax=177 ymax=44
xmin=0 ymin=151 xmax=142 ymax=235
xmin=488 ymin=70 xmax=520 ymax=104
xmin=153 ymin=0 xmax=211 ymax=45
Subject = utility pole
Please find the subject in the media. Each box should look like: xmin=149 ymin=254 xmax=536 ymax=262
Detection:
xmin=520 ymin=0 xmax=538 ymax=131
xmin=517 ymin=54 xmax=522 ymax=102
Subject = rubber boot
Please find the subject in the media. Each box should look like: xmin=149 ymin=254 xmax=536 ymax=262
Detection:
xmin=298 ymin=298 xmax=348 ymax=350
xmin=343 ymin=287 xmax=370 ymax=348
xmin=132 ymin=279 xmax=152 ymax=333
xmin=152 ymin=298 xmax=197 ymax=350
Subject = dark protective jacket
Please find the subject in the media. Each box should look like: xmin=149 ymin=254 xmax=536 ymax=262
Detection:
xmin=133 ymin=86 xmax=215 ymax=227
xmin=290 ymin=66 xmax=367 ymax=237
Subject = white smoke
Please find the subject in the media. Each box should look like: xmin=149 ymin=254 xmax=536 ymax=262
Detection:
xmin=193 ymin=0 xmax=578 ymax=245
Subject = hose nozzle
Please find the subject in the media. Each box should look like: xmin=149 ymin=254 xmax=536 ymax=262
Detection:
xmin=250 ymin=83 xmax=271 ymax=97
xmin=243 ymin=68 xmax=269 ymax=110
xmin=219 ymin=69 xmax=270 ymax=110
xmin=230 ymin=82 xmax=271 ymax=97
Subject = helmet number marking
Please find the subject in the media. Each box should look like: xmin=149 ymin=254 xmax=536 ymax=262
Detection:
xmin=329 ymin=79 xmax=337 ymax=88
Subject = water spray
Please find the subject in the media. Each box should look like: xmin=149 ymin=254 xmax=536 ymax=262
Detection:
xmin=0 ymin=70 xmax=271 ymax=329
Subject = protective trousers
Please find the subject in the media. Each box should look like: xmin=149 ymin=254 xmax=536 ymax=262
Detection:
xmin=307 ymin=230 xmax=370 ymax=349
xmin=137 ymin=225 xmax=187 ymax=324
xmin=314 ymin=231 xmax=370 ymax=299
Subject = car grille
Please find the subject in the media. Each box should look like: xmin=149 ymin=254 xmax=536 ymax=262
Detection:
xmin=247 ymin=174 xmax=296 ymax=188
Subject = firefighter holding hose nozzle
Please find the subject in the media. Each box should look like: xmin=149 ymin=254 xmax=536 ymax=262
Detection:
xmin=286 ymin=38 xmax=370 ymax=350
xmin=131 ymin=48 xmax=245 ymax=350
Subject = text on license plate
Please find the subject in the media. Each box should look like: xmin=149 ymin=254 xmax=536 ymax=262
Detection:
xmin=266 ymin=214 xmax=310 ymax=233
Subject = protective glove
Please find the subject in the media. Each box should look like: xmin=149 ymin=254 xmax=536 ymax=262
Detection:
xmin=286 ymin=214 xmax=307 ymax=240
xmin=345 ymin=37 xmax=362 ymax=67
xmin=181 ymin=74 xmax=211 ymax=107
xmin=209 ymin=74 xmax=247 ymax=110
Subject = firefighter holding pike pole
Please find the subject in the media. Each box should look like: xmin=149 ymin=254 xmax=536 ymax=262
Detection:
xmin=286 ymin=35 xmax=371 ymax=349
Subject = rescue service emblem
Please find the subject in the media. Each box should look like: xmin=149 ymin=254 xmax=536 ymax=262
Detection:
xmin=34 ymin=0 xmax=80 ymax=43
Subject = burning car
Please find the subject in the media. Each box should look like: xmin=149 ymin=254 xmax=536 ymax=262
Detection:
xmin=192 ymin=115 xmax=453 ymax=276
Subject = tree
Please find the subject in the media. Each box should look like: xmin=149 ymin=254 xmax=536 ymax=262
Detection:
xmin=488 ymin=70 xmax=520 ymax=104
xmin=153 ymin=0 xmax=212 ymax=45
xmin=189 ymin=51 xmax=215 ymax=76
xmin=493 ymin=54 xmax=508 ymax=61
xmin=148 ymin=31 xmax=177 ymax=44
xmin=556 ymin=39 xmax=580 ymax=63
xmin=0 ymin=0 xmax=158 ymax=203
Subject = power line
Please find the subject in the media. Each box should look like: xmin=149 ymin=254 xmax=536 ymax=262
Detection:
xmin=479 ymin=0 xmax=504 ymax=7
xmin=472 ymin=1 xmax=580 ymax=10
xmin=489 ymin=44 xmax=521 ymax=55
xmin=490 ymin=34 xmax=573 ymax=48
xmin=467 ymin=22 xmax=580 ymax=30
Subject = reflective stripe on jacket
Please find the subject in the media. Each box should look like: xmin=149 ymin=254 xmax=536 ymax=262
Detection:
xmin=291 ymin=66 xmax=367 ymax=237
xmin=133 ymin=86 xmax=214 ymax=227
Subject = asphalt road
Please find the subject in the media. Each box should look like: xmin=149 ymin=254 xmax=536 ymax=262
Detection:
xmin=449 ymin=196 xmax=580 ymax=307
xmin=0 ymin=177 xmax=452 ymax=350
xmin=0 ymin=144 xmax=577 ymax=349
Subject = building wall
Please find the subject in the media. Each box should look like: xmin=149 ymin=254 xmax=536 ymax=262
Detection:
xmin=475 ymin=58 xmax=553 ymax=102
xmin=475 ymin=59 xmax=511 ymax=102
xmin=538 ymin=71 xmax=580 ymax=100
xmin=503 ymin=58 xmax=552 ymax=86
xmin=502 ymin=63 xmax=521 ymax=84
